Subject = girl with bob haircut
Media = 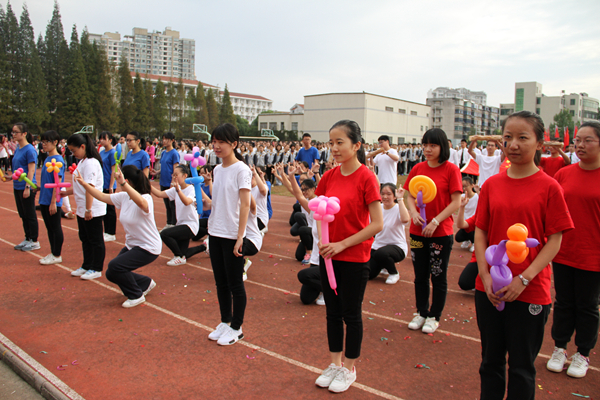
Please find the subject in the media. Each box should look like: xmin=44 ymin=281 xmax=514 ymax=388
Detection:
xmin=547 ymin=121 xmax=600 ymax=379
xmin=403 ymin=128 xmax=462 ymax=334
xmin=474 ymin=111 xmax=573 ymax=399
xmin=205 ymin=123 xmax=253 ymax=347
xmin=75 ymin=164 xmax=161 ymax=308
xmin=314 ymin=120 xmax=383 ymax=393
xmin=64 ymin=133 xmax=106 ymax=280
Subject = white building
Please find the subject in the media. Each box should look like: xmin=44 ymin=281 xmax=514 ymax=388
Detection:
xmin=427 ymin=87 xmax=487 ymax=105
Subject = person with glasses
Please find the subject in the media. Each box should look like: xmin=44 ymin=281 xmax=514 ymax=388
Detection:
xmin=122 ymin=131 xmax=150 ymax=177
xmin=9 ymin=123 xmax=40 ymax=252
xmin=547 ymin=122 xmax=600 ymax=379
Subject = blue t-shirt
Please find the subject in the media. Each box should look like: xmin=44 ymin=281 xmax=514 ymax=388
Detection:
xmin=266 ymin=181 xmax=273 ymax=219
xmin=12 ymin=144 xmax=37 ymax=190
xmin=100 ymin=148 xmax=117 ymax=190
xmin=295 ymin=147 xmax=320 ymax=168
xmin=123 ymin=150 xmax=150 ymax=172
xmin=200 ymin=184 xmax=211 ymax=219
xmin=115 ymin=143 xmax=124 ymax=160
xmin=159 ymin=148 xmax=179 ymax=187
xmin=39 ymin=154 xmax=65 ymax=207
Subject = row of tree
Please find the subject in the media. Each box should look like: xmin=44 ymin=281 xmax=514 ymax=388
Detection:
xmin=0 ymin=1 xmax=249 ymax=138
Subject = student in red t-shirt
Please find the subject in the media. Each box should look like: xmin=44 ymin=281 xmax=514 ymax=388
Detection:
xmin=457 ymin=197 xmax=478 ymax=291
xmin=474 ymin=111 xmax=574 ymax=399
xmin=313 ymin=120 xmax=383 ymax=393
xmin=540 ymin=142 xmax=570 ymax=177
xmin=403 ymin=128 xmax=463 ymax=334
xmin=547 ymin=121 xmax=600 ymax=379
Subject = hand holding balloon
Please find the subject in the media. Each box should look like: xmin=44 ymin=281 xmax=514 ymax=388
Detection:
xmin=183 ymin=147 xmax=207 ymax=214
xmin=43 ymin=158 xmax=72 ymax=203
xmin=408 ymin=175 xmax=437 ymax=231
xmin=309 ymin=196 xmax=341 ymax=295
xmin=12 ymin=168 xmax=37 ymax=189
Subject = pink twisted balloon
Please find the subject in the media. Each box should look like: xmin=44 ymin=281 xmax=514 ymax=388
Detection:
xmin=184 ymin=147 xmax=207 ymax=169
xmin=308 ymin=196 xmax=341 ymax=295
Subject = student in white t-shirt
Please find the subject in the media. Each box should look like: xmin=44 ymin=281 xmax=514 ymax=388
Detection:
xmin=75 ymin=164 xmax=161 ymax=308
xmin=369 ymin=183 xmax=410 ymax=284
xmin=469 ymin=139 xmax=504 ymax=187
xmin=366 ymin=135 xmax=399 ymax=185
xmin=64 ymin=133 xmax=107 ymax=281
xmin=151 ymin=165 xmax=204 ymax=266
xmin=250 ymin=166 xmax=269 ymax=233
xmin=241 ymin=195 xmax=263 ymax=281
xmin=205 ymin=123 xmax=252 ymax=347
xmin=455 ymin=177 xmax=478 ymax=252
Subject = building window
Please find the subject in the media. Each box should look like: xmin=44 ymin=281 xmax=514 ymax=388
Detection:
xmin=420 ymin=126 xmax=424 ymax=131
xmin=570 ymin=99 xmax=576 ymax=106
xmin=280 ymin=122 xmax=285 ymax=130
xmin=515 ymin=88 xmax=524 ymax=111
xmin=269 ymin=122 xmax=277 ymax=130
xmin=399 ymin=109 xmax=406 ymax=114
xmin=570 ymin=110 xmax=575 ymax=116
xmin=260 ymin=122 xmax=267 ymax=130
xmin=536 ymin=108 xmax=540 ymax=115
xmin=385 ymin=106 xmax=393 ymax=112
xmin=536 ymin=97 xmax=541 ymax=105
xmin=291 ymin=122 xmax=298 ymax=131
xmin=411 ymin=111 xmax=417 ymax=116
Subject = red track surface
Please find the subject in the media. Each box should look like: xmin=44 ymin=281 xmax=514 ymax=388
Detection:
xmin=0 ymin=169 xmax=597 ymax=399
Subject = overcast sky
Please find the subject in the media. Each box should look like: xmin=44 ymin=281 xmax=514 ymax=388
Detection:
xmin=6 ymin=0 xmax=600 ymax=112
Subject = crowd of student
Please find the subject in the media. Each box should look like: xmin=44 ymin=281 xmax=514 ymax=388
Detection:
xmin=4 ymin=112 xmax=599 ymax=396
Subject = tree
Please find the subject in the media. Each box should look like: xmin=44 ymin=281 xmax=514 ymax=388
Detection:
xmin=3 ymin=3 xmax=20 ymax=123
xmin=79 ymin=28 xmax=99 ymax=130
xmin=180 ymin=90 xmax=196 ymax=137
xmin=143 ymin=77 xmax=155 ymax=136
xmin=118 ymin=56 xmax=135 ymax=135
xmin=153 ymin=79 xmax=168 ymax=134
xmin=165 ymin=81 xmax=176 ymax=133
xmin=219 ymin=84 xmax=236 ymax=125
xmin=94 ymin=46 xmax=118 ymax=133
xmin=60 ymin=25 xmax=92 ymax=136
xmin=205 ymin=88 xmax=220 ymax=132
xmin=0 ymin=5 xmax=13 ymax=130
xmin=133 ymin=73 xmax=150 ymax=135
xmin=236 ymin=115 xmax=250 ymax=137
xmin=175 ymin=77 xmax=186 ymax=134
xmin=549 ymin=109 xmax=576 ymax=141
xmin=194 ymin=81 xmax=208 ymax=126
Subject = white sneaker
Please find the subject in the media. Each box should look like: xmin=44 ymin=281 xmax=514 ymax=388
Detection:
xmin=208 ymin=322 xmax=230 ymax=341
xmin=40 ymin=254 xmax=62 ymax=265
xmin=408 ymin=314 xmax=426 ymax=330
xmin=567 ymin=352 xmax=589 ymax=378
xmin=143 ymin=280 xmax=156 ymax=296
xmin=316 ymin=293 xmax=325 ymax=306
xmin=243 ymin=272 xmax=247 ymax=281
xmin=204 ymin=239 xmax=210 ymax=255
xmin=461 ymin=241 xmax=471 ymax=249
xmin=217 ymin=326 xmax=243 ymax=346
xmin=379 ymin=268 xmax=389 ymax=276
xmin=422 ymin=317 xmax=439 ymax=333
xmin=315 ymin=363 xmax=341 ymax=388
xmin=167 ymin=256 xmax=186 ymax=266
xmin=328 ymin=366 xmax=356 ymax=393
xmin=244 ymin=258 xmax=252 ymax=273
xmin=71 ymin=267 xmax=87 ymax=277
xmin=122 ymin=295 xmax=145 ymax=308
xmin=385 ymin=273 xmax=400 ymax=285
xmin=547 ymin=347 xmax=567 ymax=373
xmin=469 ymin=244 xmax=475 ymax=253
xmin=80 ymin=270 xmax=102 ymax=280
xmin=14 ymin=239 xmax=29 ymax=250
xmin=103 ymin=233 xmax=116 ymax=242
xmin=21 ymin=241 xmax=41 ymax=251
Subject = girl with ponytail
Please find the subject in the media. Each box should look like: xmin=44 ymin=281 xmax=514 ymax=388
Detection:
xmin=122 ymin=131 xmax=150 ymax=177
xmin=64 ymin=133 xmax=107 ymax=280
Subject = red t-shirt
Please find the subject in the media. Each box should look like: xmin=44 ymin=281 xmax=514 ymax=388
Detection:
xmin=475 ymin=170 xmax=573 ymax=305
xmin=315 ymin=164 xmax=381 ymax=263
xmin=403 ymin=161 xmax=463 ymax=237
xmin=553 ymin=164 xmax=600 ymax=272
xmin=540 ymin=156 xmax=566 ymax=178
xmin=465 ymin=214 xmax=477 ymax=263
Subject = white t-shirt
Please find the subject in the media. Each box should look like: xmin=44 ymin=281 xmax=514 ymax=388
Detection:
xmin=566 ymin=152 xmax=580 ymax=164
xmin=373 ymin=149 xmax=399 ymax=184
xmin=251 ymin=185 xmax=269 ymax=226
xmin=457 ymin=148 xmax=471 ymax=166
xmin=475 ymin=153 xmax=502 ymax=187
xmin=166 ymin=185 xmax=199 ymax=235
xmin=371 ymin=204 xmax=408 ymax=255
xmin=73 ymin=158 xmax=106 ymax=218
xmin=111 ymin=192 xmax=162 ymax=255
xmin=462 ymin=193 xmax=479 ymax=220
xmin=449 ymin=148 xmax=459 ymax=167
xmin=301 ymin=207 xmax=314 ymax=230
xmin=245 ymin=208 xmax=263 ymax=251
xmin=208 ymin=161 xmax=252 ymax=240
xmin=482 ymin=148 xmax=502 ymax=156
xmin=310 ymin=215 xmax=320 ymax=266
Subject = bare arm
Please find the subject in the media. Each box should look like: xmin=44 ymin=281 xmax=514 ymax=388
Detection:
xmin=387 ymin=150 xmax=399 ymax=162
xmin=176 ymin=184 xmax=194 ymax=206
xmin=74 ymin=175 xmax=114 ymax=205
xmin=233 ymin=188 xmax=251 ymax=257
xmin=557 ymin=147 xmax=571 ymax=165
xmin=287 ymin=165 xmax=310 ymax=212
xmin=150 ymin=183 xmax=169 ymax=198
xmin=468 ymin=140 xmax=478 ymax=160
xmin=457 ymin=195 xmax=470 ymax=230
xmin=396 ymin=188 xmax=410 ymax=224
xmin=366 ymin=148 xmax=384 ymax=160
xmin=251 ymin=166 xmax=268 ymax=196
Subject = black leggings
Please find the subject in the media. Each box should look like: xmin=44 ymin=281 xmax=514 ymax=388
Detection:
xmin=0 ymin=157 xmax=9 ymax=172
xmin=40 ymin=205 xmax=63 ymax=257
xmin=291 ymin=212 xmax=312 ymax=261
xmin=410 ymin=234 xmax=453 ymax=320
xmin=161 ymin=224 xmax=205 ymax=259
xmin=161 ymin=185 xmax=177 ymax=225
xmin=298 ymin=264 xmax=321 ymax=304
xmin=77 ymin=215 xmax=105 ymax=272
xmin=14 ymin=189 xmax=38 ymax=241
xmin=106 ymin=246 xmax=158 ymax=299
xmin=368 ymin=246 xmax=405 ymax=279
xmin=289 ymin=202 xmax=302 ymax=226
xmin=458 ymin=261 xmax=478 ymax=291
xmin=209 ymin=235 xmax=246 ymax=330
xmin=103 ymin=189 xmax=117 ymax=235
xmin=455 ymin=229 xmax=474 ymax=243
xmin=242 ymin=238 xmax=259 ymax=257
xmin=320 ymin=257 xmax=369 ymax=359
xmin=192 ymin=218 xmax=208 ymax=241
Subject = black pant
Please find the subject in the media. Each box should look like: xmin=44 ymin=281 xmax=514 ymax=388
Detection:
xmin=320 ymin=257 xmax=369 ymax=359
xmin=106 ymin=246 xmax=158 ymax=299
xmin=475 ymin=291 xmax=550 ymax=400
xmin=410 ymin=234 xmax=453 ymax=320
xmin=298 ymin=264 xmax=321 ymax=304
xmin=289 ymin=202 xmax=302 ymax=226
xmin=192 ymin=218 xmax=208 ymax=241
xmin=161 ymin=224 xmax=204 ymax=259
xmin=161 ymin=185 xmax=176 ymax=225
xmin=76 ymin=215 xmax=105 ymax=272
xmin=40 ymin=205 xmax=63 ymax=257
xmin=14 ymin=189 xmax=38 ymax=241
xmin=551 ymin=262 xmax=600 ymax=357
xmin=368 ymin=246 xmax=405 ymax=279
xmin=0 ymin=157 xmax=9 ymax=172
xmin=103 ymin=189 xmax=117 ymax=235
xmin=209 ymin=236 xmax=246 ymax=330
xmin=458 ymin=261 xmax=478 ymax=291
xmin=242 ymin=238 xmax=258 ymax=257
xmin=455 ymin=229 xmax=474 ymax=243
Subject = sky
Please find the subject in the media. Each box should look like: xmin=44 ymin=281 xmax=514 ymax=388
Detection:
xmin=5 ymin=0 xmax=600 ymax=112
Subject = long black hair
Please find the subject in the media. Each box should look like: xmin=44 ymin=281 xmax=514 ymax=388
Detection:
xmin=67 ymin=133 xmax=102 ymax=166
xmin=13 ymin=122 xmax=33 ymax=144
xmin=99 ymin=131 xmax=116 ymax=146
xmin=121 ymin=165 xmax=151 ymax=195
xmin=127 ymin=131 xmax=146 ymax=151
xmin=212 ymin=123 xmax=245 ymax=163
xmin=422 ymin=128 xmax=450 ymax=163
xmin=329 ymin=120 xmax=366 ymax=165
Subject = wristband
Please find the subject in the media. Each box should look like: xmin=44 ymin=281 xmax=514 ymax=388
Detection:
xmin=432 ymin=218 xmax=440 ymax=226
xmin=85 ymin=209 xmax=92 ymax=213
xmin=120 ymin=181 xmax=127 ymax=187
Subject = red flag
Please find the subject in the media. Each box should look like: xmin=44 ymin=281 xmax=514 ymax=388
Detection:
xmin=574 ymin=126 xmax=578 ymax=139
xmin=564 ymin=127 xmax=569 ymax=150
xmin=554 ymin=126 xmax=560 ymax=139
xmin=544 ymin=129 xmax=550 ymax=142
